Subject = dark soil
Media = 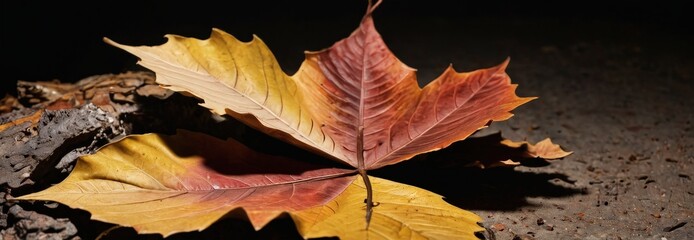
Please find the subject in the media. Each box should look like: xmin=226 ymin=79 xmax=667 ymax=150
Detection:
xmin=2 ymin=1 xmax=692 ymax=239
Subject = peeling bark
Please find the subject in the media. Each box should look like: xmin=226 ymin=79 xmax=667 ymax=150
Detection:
xmin=0 ymin=104 xmax=124 ymax=192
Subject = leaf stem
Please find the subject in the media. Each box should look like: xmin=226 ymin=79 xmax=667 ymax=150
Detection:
xmin=359 ymin=169 xmax=374 ymax=230
xmin=356 ymin=126 xmax=374 ymax=230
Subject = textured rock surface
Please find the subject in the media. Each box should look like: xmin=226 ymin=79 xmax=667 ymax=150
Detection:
xmin=0 ymin=105 xmax=123 ymax=191
xmin=1 ymin=199 xmax=79 ymax=240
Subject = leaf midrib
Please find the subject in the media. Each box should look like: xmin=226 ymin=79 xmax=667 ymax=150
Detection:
xmin=63 ymin=170 xmax=357 ymax=194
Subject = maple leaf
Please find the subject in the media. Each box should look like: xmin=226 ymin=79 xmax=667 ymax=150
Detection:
xmin=103 ymin=0 xmax=531 ymax=224
xmin=16 ymin=1 xmax=571 ymax=239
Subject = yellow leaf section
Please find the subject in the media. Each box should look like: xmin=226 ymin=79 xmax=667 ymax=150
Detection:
xmin=15 ymin=135 xmax=208 ymax=236
xmin=501 ymin=138 xmax=573 ymax=159
xmin=15 ymin=131 xmax=357 ymax=237
xmin=104 ymin=33 xmax=347 ymax=166
xmin=292 ymin=175 xmax=484 ymax=240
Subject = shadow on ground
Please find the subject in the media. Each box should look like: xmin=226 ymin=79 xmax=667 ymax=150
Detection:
xmin=371 ymin=155 xmax=586 ymax=212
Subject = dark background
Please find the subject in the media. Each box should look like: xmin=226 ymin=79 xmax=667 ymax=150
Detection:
xmin=1 ymin=0 xmax=689 ymax=96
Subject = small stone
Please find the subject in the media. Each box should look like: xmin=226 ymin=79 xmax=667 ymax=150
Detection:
xmin=491 ymin=223 xmax=506 ymax=231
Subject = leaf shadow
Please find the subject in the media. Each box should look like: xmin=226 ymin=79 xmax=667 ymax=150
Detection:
xmin=97 ymin=211 xmax=313 ymax=240
xmin=13 ymin=199 xmax=327 ymax=240
xmin=157 ymin=128 xmax=351 ymax=176
xmin=371 ymin=133 xmax=587 ymax=211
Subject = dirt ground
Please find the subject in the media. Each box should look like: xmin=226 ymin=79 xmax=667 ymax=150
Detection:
xmin=2 ymin=1 xmax=692 ymax=239
xmin=433 ymin=23 xmax=694 ymax=240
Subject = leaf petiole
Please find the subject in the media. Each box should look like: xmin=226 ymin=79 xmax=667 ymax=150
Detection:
xmin=356 ymin=124 xmax=374 ymax=230
xmin=359 ymin=169 xmax=375 ymax=230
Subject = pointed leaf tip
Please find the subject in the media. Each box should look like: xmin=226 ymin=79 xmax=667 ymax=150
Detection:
xmin=499 ymin=57 xmax=511 ymax=71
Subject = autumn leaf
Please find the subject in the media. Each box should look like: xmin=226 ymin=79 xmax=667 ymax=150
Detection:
xmin=102 ymin=1 xmax=532 ymax=231
xmin=423 ymin=132 xmax=573 ymax=168
xmin=501 ymin=137 xmax=573 ymax=159
xmin=17 ymin=130 xmax=484 ymax=239
xmin=99 ymin=0 xmax=534 ymax=234
xmin=15 ymin=1 xmax=571 ymax=239
xmin=18 ymin=130 xmax=356 ymax=236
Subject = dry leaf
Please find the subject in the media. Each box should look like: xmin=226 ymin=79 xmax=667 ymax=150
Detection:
xmin=425 ymin=132 xmax=573 ymax=168
xmin=501 ymin=138 xmax=573 ymax=159
xmin=101 ymin=3 xmax=533 ymax=235
xmin=16 ymin=1 xmax=571 ymax=239
xmin=17 ymin=130 xmax=355 ymax=237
